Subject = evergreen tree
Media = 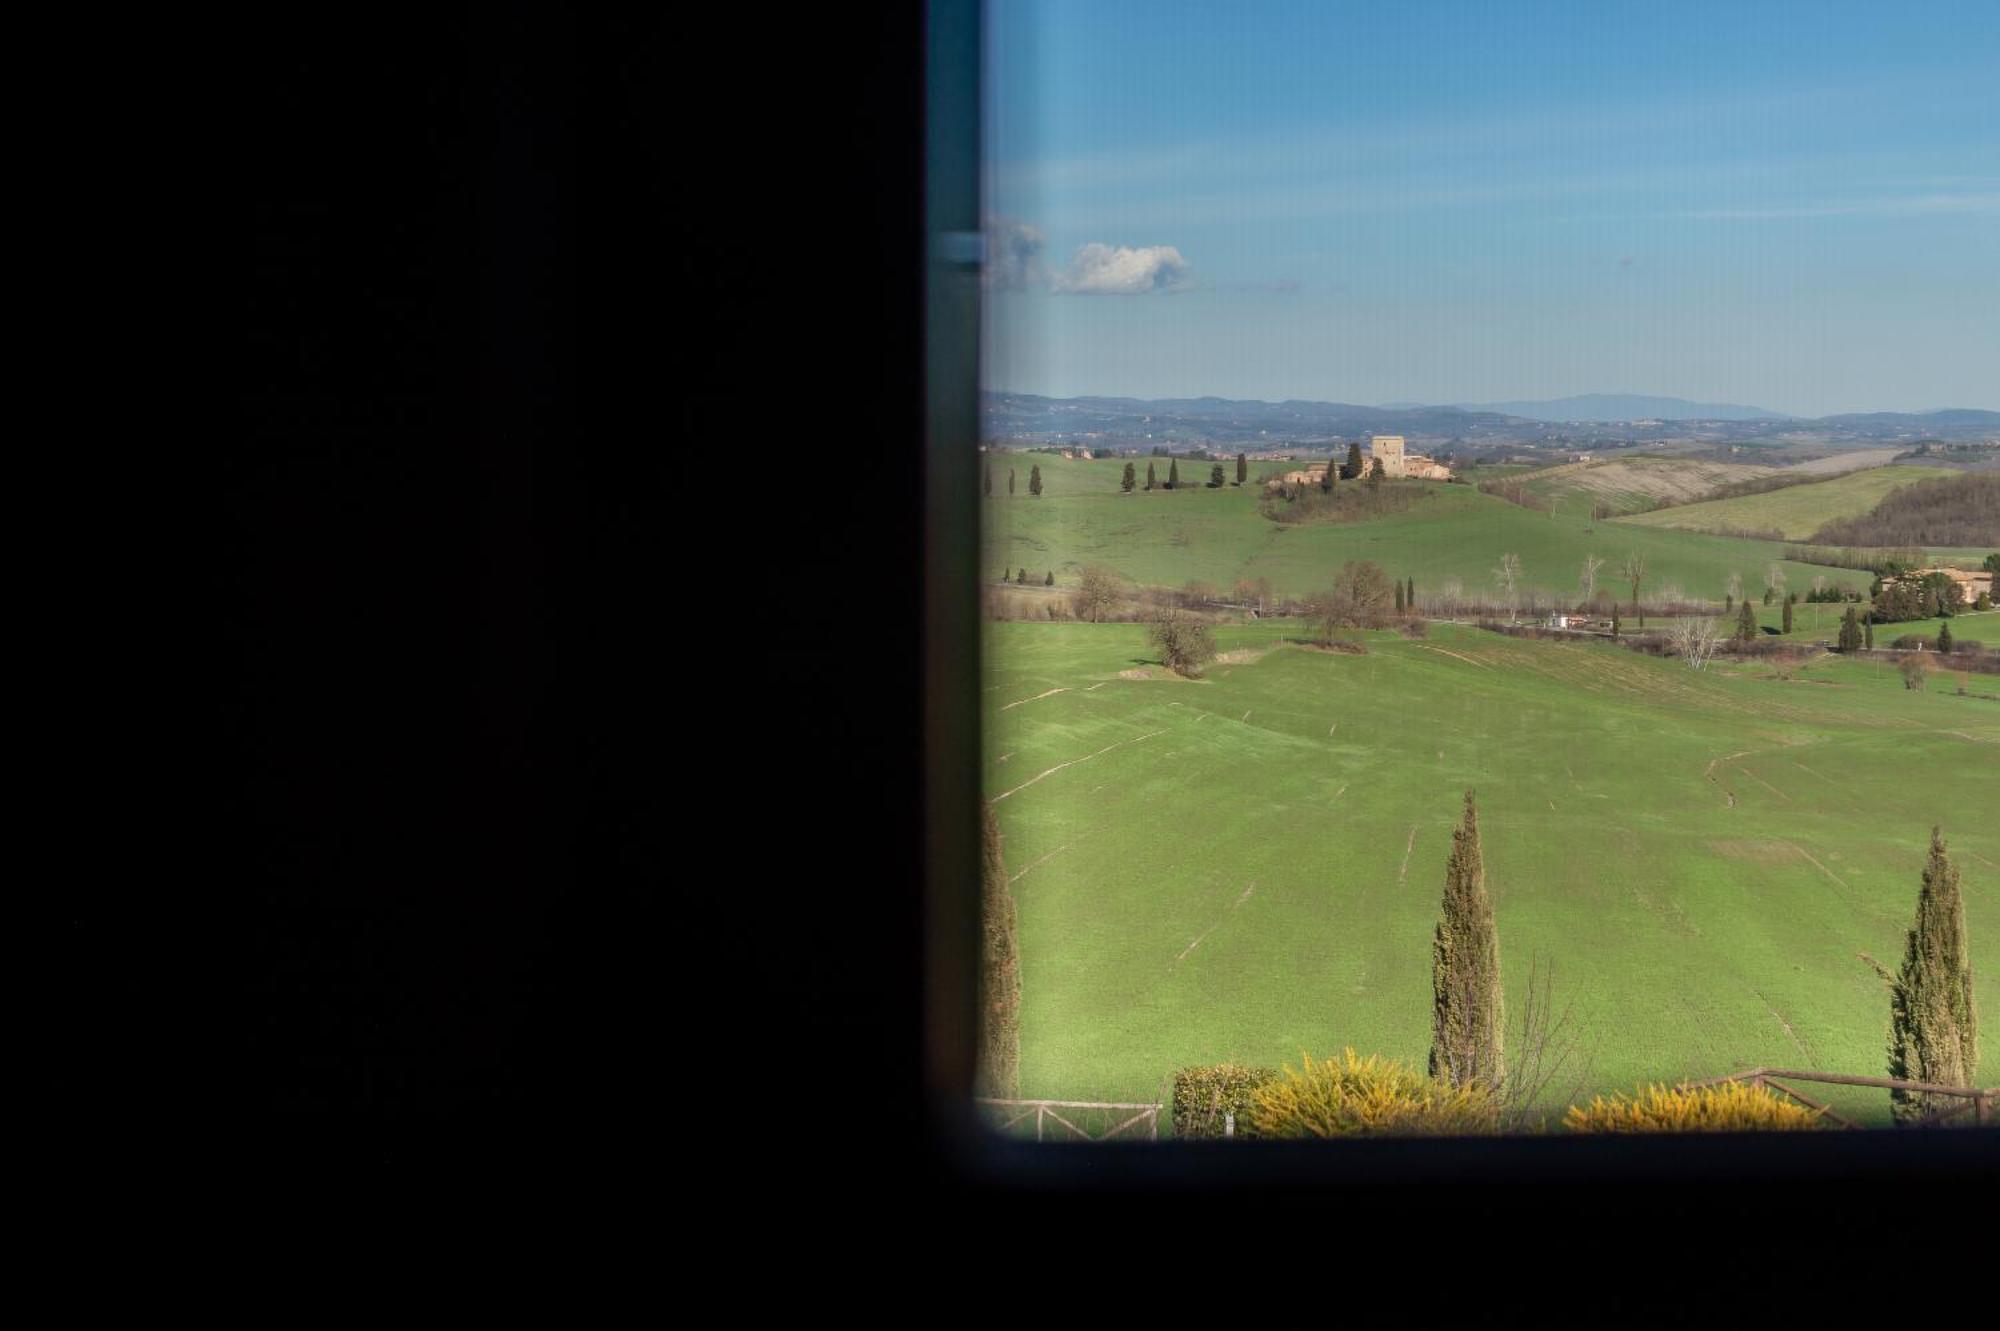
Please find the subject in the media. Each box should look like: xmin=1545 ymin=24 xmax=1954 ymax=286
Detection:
xmin=1167 ymin=459 xmax=1179 ymax=490
xmin=1763 ymin=587 xmax=1774 ymax=606
xmin=1236 ymin=452 xmax=1247 ymax=485
xmin=1366 ymin=457 xmax=1384 ymax=488
xmin=1044 ymin=570 xmax=1054 ymax=587
xmin=1016 ymin=567 xmax=1027 ymax=584
xmin=1146 ymin=462 xmax=1157 ymax=491
xmin=1782 ymin=598 xmax=1794 ymax=634
xmin=1886 ymin=828 xmax=1979 ymax=1123
xmin=1343 ymin=442 xmax=1364 ymax=480
xmin=1839 ymin=606 xmax=1862 ymax=652
xmin=1407 ymin=577 xmax=1416 ymax=611
xmin=977 ymin=802 xmax=1022 ymax=1100
xmin=1122 ymin=462 xmax=1136 ymax=492
xmin=1724 ymin=593 xmax=1733 ymax=612
xmin=1320 ymin=457 xmax=1334 ymax=493
xmin=1611 ymin=606 xmax=1621 ymax=637
xmin=1395 ymin=581 xmax=1406 ymax=613
xmin=1009 ymin=468 xmax=1016 ymax=496
xmin=1736 ymin=599 xmax=1758 ymax=644
xmin=1430 ymin=791 xmax=1504 ymax=1090
xmin=1938 ymin=621 xmax=1953 ymax=654
xmin=1209 ymin=463 xmax=1226 ymax=488
xmin=1029 ymin=464 xmax=1043 ymax=497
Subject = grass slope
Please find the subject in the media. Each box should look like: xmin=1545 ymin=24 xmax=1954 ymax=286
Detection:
xmin=983 ymin=458 xmax=1874 ymax=604
xmin=1616 ymin=465 xmax=1960 ymax=540
xmin=1509 ymin=456 xmax=1777 ymax=515
xmin=985 ymin=620 xmax=2000 ymax=1124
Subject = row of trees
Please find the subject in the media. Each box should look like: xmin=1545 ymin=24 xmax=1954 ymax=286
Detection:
xmin=983 ymin=463 xmax=1044 ymax=497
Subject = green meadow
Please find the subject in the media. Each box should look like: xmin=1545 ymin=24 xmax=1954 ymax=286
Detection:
xmin=982 ymin=455 xmax=1875 ymax=604
xmin=984 ymin=619 xmax=2000 ymax=1125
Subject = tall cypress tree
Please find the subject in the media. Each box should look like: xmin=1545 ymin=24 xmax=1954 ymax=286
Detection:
xmin=1395 ymin=581 xmax=1406 ymax=613
xmin=1236 ymin=452 xmax=1247 ymax=485
xmin=1029 ymin=464 xmax=1043 ymax=497
xmin=1167 ymin=459 xmax=1179 ymax=490
xmin=1320 ymin=457 xmax=1334 ymax=493
xmin=1344 ymin=441 xmax=1364 ymax=480
xmin=1887 ymin=828 xmax=1978 ymax=1123
xmin=1145 ymin=462 xmax=1157 ymax=491
xmin=978 ymin=802 xmax=1022 ymax=1100
xmin=1430 ymin=791 xmax=1505 ymax=1090
xmin=1938 ymin=622 xmax=1954 ymax=654
xmin=1008 ymin=468 xmax=1016 ymax=496
xmin=1407 ymin=577 xmax=1416 ymax=611
xmin=1736 ymin=599 xmax=1758 ymax=644
xmin=1782 ymin=597 xmax=1794 ymax=634
xmin=1839 ymin=605 xmax=1862 ymax=652
xmin=1122 ymin=462 xmax=1136 ymax=492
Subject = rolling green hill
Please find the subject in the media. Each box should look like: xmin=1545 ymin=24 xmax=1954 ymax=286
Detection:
xmin=985 ymin=619 xmax=2000 ymax=1124
xmin=1507 ymin=456 xmax=1777 ymax=515
xmin=982 ymin=457 xmax=1874 ymax=605
xmin=1616 ymin=464 xmax=1960 ymax=540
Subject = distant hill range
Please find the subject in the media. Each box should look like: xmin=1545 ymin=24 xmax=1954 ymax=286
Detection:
xmin=1451 ymin=394 xmax=1790 ymax=422
xmin=984 ymin=391 xmax=1998 ymax=450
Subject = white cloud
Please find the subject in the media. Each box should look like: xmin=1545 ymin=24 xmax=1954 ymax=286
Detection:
xmin=1050 ymin=242 xmax=1191 ymax=294
xmin=983 ymin=217 xmax=1046 ymax=290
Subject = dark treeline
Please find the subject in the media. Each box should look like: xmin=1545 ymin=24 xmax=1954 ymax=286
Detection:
xmin=1808 ymin=474 xmax=2000 ymax=547
xmin=1263 ymin=481 xmax=1429 ymax=525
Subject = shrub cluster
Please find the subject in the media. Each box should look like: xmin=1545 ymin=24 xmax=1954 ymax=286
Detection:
xmin=1171 ymin=1063 xmax=1278 ymax=1138
xmin=1562 ymin=1082 xmax=1826 ymax=1133
xmin=1245 ymin=1050 xmax=1501 ymax=1138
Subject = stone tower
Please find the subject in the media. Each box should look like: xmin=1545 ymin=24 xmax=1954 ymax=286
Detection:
xmin=1369 ymin=434 xmax=1407 ymax=478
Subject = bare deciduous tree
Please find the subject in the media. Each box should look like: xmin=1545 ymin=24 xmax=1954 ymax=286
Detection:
xmin=1497 ymin=955 xmax=1596 ymax=1132
xmin=1310 ymin=559 xmax=1394 ymax=642
xmin=1493 ymin=553 xmax=1522 ymax=617
xmin=1072 ymin=564 xmax=1123 ymax=623
xmin=1669 ymin=615 xmax=1722 ymax=670
xmin=1764 ymin=562 xmax=1787 ymax=603
xmin=1620 ymin=552 xmax=1647 ymax=617
xmin=1725 ymin=571 xmax=1743 ymax=604
xmin=1580 ymin=553 xmax=1604 ymax=601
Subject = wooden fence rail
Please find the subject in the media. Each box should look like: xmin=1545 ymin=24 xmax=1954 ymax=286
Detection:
xmin=1682 ymin=1067 xmax=1997 ymax=1128
xmin=975 ymin=1098 xmax=1162 ymax=1141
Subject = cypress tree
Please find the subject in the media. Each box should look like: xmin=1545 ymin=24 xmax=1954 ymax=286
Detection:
xmin=1886 ymin=828 xmax=1978 ymax=1123
xmin=1430 ymin=791 xmax=1505 ymax=1090
xmin=1736 ymin=599 xmax=1758 ymax=644
xmin=1395 ymin=581 xmax=1406 ymax=613
xmin=1009 ymin=468 xmax=1016 ymax=496
xmin=1782 ymin=598 xmax=1793 ymax=634
xmin=1016 ymin=567 xmax=1027 ymax=584
xmin=1044 ymin=570 xmax=1054 ymax=586
xmin=1344 ymin=441 xmax=1364 ymax=480
xmin=1320 ymin=458 xmax=1334 ymax=493
xmin=1236 ymin=452 xmax=1247 ymax=485
xmin=1724 ymin=593 xmax=1733 ymax=612
xmin=1407 ymin=577 xmax=1416 ymax=611
xmin=1167 ymin=459 xmax=1179 ymax=490
xmin=1938 ymin=622 xmax=1953 ymax=654
xmin=1029 ymin=464 xmax=1043 ymax=497
xmin=1209 ymin=463 xmax=1225 ymax=488
xmin=1122 ymin=462 xmax=1136 ymax=492
xmin=1145 ymin=462 xmax=1157 ymax=491
xmin=1367 ymin=458 xmax=1384 ymax=488
xmin=977 ymin=802 xmax=1022 ymax=1100
xmin=1611 ymin=606 xmax=1621 ymax=637
xmin=1839 ymin=606 xmax=1862 ymax=652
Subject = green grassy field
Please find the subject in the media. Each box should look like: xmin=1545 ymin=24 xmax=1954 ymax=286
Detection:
xmin=1615 ymin=464 xmax=1960 ymax=540
xmin=982 ymin=456 xmax=1875 ymax=604
xmin=985 ymin=619 xmax=2000 ymax=1126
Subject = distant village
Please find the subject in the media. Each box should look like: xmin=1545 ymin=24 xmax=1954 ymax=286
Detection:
xmin=988 ymin=433 xmax=1456 ymax=481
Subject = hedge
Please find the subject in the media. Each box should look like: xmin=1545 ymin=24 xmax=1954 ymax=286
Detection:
xmin=1171 ymin=1063 xmax=1277 ymax=1138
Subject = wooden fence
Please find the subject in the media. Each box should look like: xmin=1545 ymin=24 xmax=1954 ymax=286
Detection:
xmin=1682 ymin=1067 xmax=1997 ymax=1129
xmin=975 ymin=1098 xmax=1162 ymax=1141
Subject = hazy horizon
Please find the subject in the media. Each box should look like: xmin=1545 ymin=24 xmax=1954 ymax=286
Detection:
xmin=981 ymin=1 xmax=2000 ymax=419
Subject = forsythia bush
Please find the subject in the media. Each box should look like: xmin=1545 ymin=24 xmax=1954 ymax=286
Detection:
xmin=1563 ymin=1081 xmax=1826 ymax=1133
xmin=1171 ymin=1063 xmax=1278 ymax=1138
xmin=1245 ymin=1050 xmax=1501 ymax=1138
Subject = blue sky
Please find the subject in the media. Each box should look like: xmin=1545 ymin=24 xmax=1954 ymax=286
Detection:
xmin=981 ymin=1 xmax=1999 ymax=415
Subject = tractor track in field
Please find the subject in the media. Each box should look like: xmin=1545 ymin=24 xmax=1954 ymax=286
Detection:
xmin=1397 ymin=827 xmax=1418 ymax=884
xmin=991 ymin=729 xmax=1166 ymax=802
xmin=1175 ymin=882 xmax=1257 ymax=965
xmin=1001 ymin=687 xmax=1068 ymax=711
